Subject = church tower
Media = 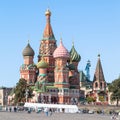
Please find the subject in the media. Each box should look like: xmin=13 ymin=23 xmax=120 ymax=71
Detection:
xmin=69 ymin=43 xmax=81 ymax=89
xmin=93 ymin=54 xmax=106 ymax=91
xmin=38 ymin=9 xmax=57 ymax=83
xmin=53 ymin=40 xmax=70 ymax=104
xmin=20 ymin=42 xmax=37 ymax=85
xmin=92 ymin=54 xmax=108 ymax=103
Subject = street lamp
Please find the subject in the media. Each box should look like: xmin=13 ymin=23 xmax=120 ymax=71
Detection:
xmin=25 ymin=89 xmax=29 ymax=102
xmin=5 ymin=91 xmax=8 ymax=106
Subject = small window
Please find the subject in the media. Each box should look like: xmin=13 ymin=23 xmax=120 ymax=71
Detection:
xmin=95 ymin=82 xmax=98 ymax=88
xmin=100 ymin=82 xmax=102 ymax=89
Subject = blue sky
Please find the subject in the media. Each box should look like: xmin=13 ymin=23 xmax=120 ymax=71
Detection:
xmin=0 ymin=0 xmax=120 ymax=87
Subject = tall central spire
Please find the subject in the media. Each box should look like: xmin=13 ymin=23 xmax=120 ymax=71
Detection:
xmin=43 ymin=9 xmax=55 ymax=40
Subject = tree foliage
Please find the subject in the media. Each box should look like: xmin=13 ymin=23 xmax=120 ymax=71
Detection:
xmin=108 ymin=78 xmax=120 ymax=106
xmin=14 ymin=78 xmax=33 ymax=105
xmin=86 ymin=96 xmax=96 ymax=103
xmin=99 ymin=96 xmax=104 ymax=102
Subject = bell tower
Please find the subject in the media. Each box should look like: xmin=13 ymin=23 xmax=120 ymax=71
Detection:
xmin=93 ymin=54 xmax=106 ymax=91
xmin=38 ymin=9 xmax=57 ymax=83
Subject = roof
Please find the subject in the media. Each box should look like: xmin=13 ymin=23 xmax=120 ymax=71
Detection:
xmin=70 ymin=44 xmax=81 ymax=62
xmin=53 ymin=40 xmax=70 ymax=58
xmin=93 ymin=54 xmax=105 ymax=82
xmin=22 ymin=43 xmax=35 ymax=56
xmin=37 ymin=58 xmax=48 ymax=68
xmin=24 ymin=103 xmax=78 ymax=113
xmin=68 ymin=63 xmax=75 ymax=70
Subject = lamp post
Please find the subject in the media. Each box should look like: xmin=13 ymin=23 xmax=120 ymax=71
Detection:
xmin=25 ymin=89 xmax=29 ymax=102
xmin=5 ymin=91 xmax=8 ymax=106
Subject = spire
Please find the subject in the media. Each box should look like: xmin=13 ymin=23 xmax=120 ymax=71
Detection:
xmin=93 ymin=54 xmax=105 ymax=82
xmin=43 ymin=8 xmax=55 ymax=40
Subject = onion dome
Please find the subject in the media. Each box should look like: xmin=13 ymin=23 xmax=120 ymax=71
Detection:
xmin=68 ymin=63 xmax=75 ymax=70
xmin=70 ymin=43 xmax=81 ymax=62
xmin=22 ymin=43 xmax=35 ymax=56
xmin=37 ymin=58 xmax=48 ymax=68
xmin=53 ymin=40 xmax=70 ymax=58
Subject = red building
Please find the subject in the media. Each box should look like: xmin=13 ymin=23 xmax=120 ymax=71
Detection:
xmin=86 ymin=54 xmax=109 ymax=105
xmin=20 ymin=9 xmax=81 ymax=104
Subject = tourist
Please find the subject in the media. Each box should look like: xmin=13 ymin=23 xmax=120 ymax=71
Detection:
xmin=14 ymin=106 xmax=17 ymax=112
xmin=111 ymin=113 xmax=118 ymax=120
xmin=28 ymin=107 xmax=31 ymax=113
xmin=49 ymin=108 xmax=52 ymax=116
xmin=5 ymin=106 xmax=8 ymax=111
xmin=9 ymin=107 xmax=11 ymax=112
xmin=44 ymin=107 xmax=49 ymax=116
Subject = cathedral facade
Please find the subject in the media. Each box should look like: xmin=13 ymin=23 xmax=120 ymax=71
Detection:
xmin=20 ymin=9 xmax=81 ymax=104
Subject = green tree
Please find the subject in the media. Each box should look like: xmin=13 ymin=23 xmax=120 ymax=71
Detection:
xmin=99 ymin=96 xmax=104 ymax=102
xmin=108 ymin=78 xmax=120 ymax=106
xmin=14 ymin=78 xmax=33 ymax=105
xmin=86 ymin=96 xmax=96 ymax=103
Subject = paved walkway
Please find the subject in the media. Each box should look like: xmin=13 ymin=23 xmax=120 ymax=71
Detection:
xmin=0 ymin=111 xmax=119 ymax=120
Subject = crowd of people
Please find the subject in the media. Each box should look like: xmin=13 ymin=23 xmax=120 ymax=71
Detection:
xmin=4 ymin=105 xmax=120 ymax=119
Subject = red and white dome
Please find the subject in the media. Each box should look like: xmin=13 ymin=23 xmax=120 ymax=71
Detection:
xmin=53 ymin=40 xmax=70 ymax=58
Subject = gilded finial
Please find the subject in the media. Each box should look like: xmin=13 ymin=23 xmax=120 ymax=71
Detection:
xmin=45 ymin=8 xmax=51 ymax=16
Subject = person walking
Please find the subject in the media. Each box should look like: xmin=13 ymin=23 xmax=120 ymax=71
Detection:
xmin=9 ymin=107 xmax=11 ymax=112
xmin=49 ymin=108 xmax=52 ymax=116
xmin=44 ymin=107 xmax=49 ymax=116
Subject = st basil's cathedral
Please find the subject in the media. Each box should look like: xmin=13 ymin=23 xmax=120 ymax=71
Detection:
xmin=10 ymin=9 xmax=109 ymax=105
xmin=20 ymin=9 xmax=81 ymax=104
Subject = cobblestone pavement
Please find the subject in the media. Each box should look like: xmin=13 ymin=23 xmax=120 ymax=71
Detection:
xmin=0 ymin=111 xmax=119 ymax=120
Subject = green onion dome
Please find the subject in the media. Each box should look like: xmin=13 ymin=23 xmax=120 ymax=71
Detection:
xmin=68 ymin=63 xmax=75 ymax=70
xmin=37 ymin=58 xmax=48 ymax=68
xmin=22 ymin=43 xmax=35 ymax=56
xmin=70 ymin=44 xmax=81 ymax=62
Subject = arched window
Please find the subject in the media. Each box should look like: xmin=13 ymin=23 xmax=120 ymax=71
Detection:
xmin=95 ymin=82 xmax=98 ymax=88
xmin=100 ymin=82 xmax=102 ymax=89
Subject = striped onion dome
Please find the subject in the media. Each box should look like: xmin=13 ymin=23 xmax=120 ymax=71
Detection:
xmin=70 ymin=44 xmax=81 ymax=62
xmin=53 ymin=40 xmax=70 ymax=58
xmin=37 ymin=58 xmax=48 ymax=68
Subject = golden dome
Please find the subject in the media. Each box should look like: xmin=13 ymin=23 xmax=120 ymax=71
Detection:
xmin=45 ymin=9 xmax=51 ymax=16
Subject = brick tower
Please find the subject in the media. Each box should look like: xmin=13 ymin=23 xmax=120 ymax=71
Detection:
xmin=20 ymin=42 xmax=37 ymax=85
xmin=38 ymin=9 xmax=57 ymax=83
xmin=69 ymin=43 xmax=81 ymax=89
xmin=53 ymin=40 xmax=70 ymax=104
xmin=92 ymin=54 xmax=108 ymax=103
